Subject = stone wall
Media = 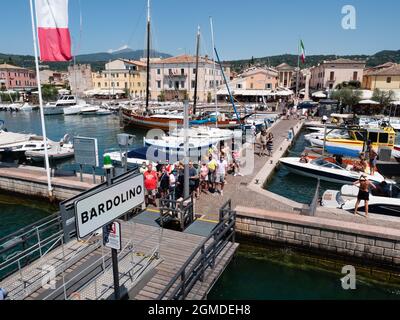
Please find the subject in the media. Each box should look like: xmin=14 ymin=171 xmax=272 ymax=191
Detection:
xmin=236 ymin=206 xmax=400 ymax=267
xmin=0 ymin=176 xmax=86 ymax=201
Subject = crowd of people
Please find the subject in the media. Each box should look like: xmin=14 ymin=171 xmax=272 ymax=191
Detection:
xmin=140 ymin=142 xmax=246 ymax=207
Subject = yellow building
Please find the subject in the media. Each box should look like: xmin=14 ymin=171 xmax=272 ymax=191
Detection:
xmin=363 ymin=63 xmax=400 ymax=90
xmin=92 ymin=59 xmax=147 ymax=98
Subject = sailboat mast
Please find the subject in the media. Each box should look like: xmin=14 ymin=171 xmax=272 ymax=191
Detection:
xmin=210 ymin=17 xmax=218 ymax=128
xmin=193 ymin=26 xmax=200 ymax=116
xmin=145 ymin=0 xmax=151 ymax=112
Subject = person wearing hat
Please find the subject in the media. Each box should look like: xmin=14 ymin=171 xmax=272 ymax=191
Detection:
xmin=0 ymin=287 xmax=8 ymax=300
xmin=353 ymin=175 xmax=376 ymax=217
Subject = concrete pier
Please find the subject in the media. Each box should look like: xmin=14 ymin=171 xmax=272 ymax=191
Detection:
xmin=196 ymin=118 xmax=305 ymax=220
xmin=0 ymin=163 xmax=97 ymax=201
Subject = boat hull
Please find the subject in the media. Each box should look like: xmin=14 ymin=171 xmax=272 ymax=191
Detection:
xmin=280 ymin=161 xmax=358 ymax=184
xmin=121 ymin=110 xmax=242 ymax=130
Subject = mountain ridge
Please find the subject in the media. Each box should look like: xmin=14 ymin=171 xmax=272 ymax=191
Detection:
xmin=1 ymin=49 xmax=399 ymax=72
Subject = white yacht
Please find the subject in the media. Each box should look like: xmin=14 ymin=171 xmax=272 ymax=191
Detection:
xmin=45 ymin=95 xmax=77 ymax=115
xmin=322 ymin=185 xmax=400 ymax=217
xmin=279 ymin=157 xmax=394 ymax=185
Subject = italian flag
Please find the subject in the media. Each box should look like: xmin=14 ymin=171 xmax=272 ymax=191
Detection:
xmin=35 ymin=0 xmax=72 ymax=62
xmin=300 ymin=40 xmax=306 ymax=63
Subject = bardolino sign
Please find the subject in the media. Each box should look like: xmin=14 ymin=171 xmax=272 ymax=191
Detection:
xmin=75 ymin=174 xmax=144 ymax=238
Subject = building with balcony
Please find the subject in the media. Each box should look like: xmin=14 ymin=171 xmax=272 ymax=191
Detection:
xmin=0 ymin=63 xmax=37 ymax=91
xmin=91 ymin=59 xmax=147 ymax=98
xmin=149 ymin=54 xmax=230 ymax=102
xmin=310 ymin=58 xmax=365 ymax=90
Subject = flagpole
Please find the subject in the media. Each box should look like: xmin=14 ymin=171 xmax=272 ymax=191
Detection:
xmin=296 ymin=39 xmax=300 ymax=99
xmin=29 ymin=0 xmax=53 ymax=197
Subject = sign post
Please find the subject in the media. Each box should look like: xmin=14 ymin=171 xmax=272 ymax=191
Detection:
xmin=104 ymin=155 xmax=120 ymax=300
xmin=73 ymin=155 xmax=144 ymax=300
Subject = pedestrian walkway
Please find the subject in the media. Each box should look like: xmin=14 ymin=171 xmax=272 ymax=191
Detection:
xmin=195 ymin=118 xmax=302 ymax=221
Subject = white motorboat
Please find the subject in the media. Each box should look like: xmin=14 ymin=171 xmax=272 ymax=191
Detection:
xmin=169 ymin=127 xmax=235 ymax=142
xmin=96 ymin=109 xmax=113 ymax=116
xmin=304 ymin=129 xmax=350 ymax=143
xmin=322 ymin=185 xmax=400 ymax=217
xmin=64 ymin=105 xmax=84 ymax=115
xmin=45 ymin=95 xmax=78 ymax=115
xmin=144 ymin=136 xmax=215 ymax=154
xmin=81 ymin=105 xmax=100 ymax=115
xmin=279 ymin=157 xmax=394 ymax=185
xmin=25 ymin=143 xmax=74 ymax=162
xmin=0 ymin=132 xmax=50 ymax=155
xmin=44 ymin=103 xmax=65 ymax=115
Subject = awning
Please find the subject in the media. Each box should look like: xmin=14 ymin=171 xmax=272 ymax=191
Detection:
xmin=358 ymin=99 xmax=380 ymax=105
xmin=312 ymin=91 xmax=327 ymax=98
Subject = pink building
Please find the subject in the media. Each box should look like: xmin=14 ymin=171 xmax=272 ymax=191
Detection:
xmin=0 ymin=63 xmax=37 ymax=91
xmin=310 ymin=58 xmax=365 ymax=90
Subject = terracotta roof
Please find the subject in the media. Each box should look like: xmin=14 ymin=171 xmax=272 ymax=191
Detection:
xmin=241 ymin=67 xmax=278 ymax=77
xmin=120 ymin=59 xmax=147 ymax=67
xmin=275 ymin=63 xmax=295 ymax=70
xmin=364 ymin=62 xmax=397 ymax=76
xmin=0 ymin=63 xmax=28 ymax=70
xmin=364 ymin=64 xmax=400 ymax=76
xmin=154 ymin=54 xmax=214 ymax=65
xmin=323 ymin=58 xmax=366 ymax=64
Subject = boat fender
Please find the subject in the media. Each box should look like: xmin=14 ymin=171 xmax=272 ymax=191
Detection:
xmin=62 ymin=134 xmax=71 ymax=144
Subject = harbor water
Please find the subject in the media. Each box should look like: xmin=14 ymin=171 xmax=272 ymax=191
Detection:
xmin=265 ymin=128 xmax=400 ymax=204
xmin=209 ymin=243 xmax=400 ymax=300
xmin=1 ymin=111 xmax=400 ymax=299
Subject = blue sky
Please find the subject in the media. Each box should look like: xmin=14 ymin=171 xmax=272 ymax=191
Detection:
xmin=1 ymin=0 xmax=399 ymax=60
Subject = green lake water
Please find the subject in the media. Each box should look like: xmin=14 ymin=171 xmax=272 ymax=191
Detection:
xmin=1 ymin=112 xmax=400 ymax=299
xmin=208 ymin=243 xmax=400 ymax=300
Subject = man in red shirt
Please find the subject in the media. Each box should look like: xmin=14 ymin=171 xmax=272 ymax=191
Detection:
xmin=143 ymin=164 xmax=158 ymax=207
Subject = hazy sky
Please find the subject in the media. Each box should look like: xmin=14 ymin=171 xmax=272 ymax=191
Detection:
xmin=1 ymin=0 xmax=399 ymax=60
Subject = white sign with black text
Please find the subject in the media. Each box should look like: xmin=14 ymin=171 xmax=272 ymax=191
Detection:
xmin=75 ymin=174 xmax=144 ymax=238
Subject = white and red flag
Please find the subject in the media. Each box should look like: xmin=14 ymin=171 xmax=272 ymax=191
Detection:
xmin=35 ymin=0 xmax=72 ymax=61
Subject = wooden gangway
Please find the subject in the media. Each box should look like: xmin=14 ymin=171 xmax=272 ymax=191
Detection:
xmin=0 ymin=201 xmax=238 ymax=300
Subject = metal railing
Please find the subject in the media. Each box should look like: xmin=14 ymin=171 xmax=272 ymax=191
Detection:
xmin=0 ymin=213 xmax=63 ymax=281
xmin=159 ymin=193 xmax=194 ymax=231
xmin=158 ymin=200 xmax=236 ymax=300
xmin=308 ymin=179 xmax=321 ymax=217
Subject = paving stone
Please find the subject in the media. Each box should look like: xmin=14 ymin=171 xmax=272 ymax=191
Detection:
xmin=249 ymin=225 xmax=263 ymax=233
xmin=304 ymin=228 xmax=320 ymax=236
xmin=321 ymin=230 xmax=337 ymax=239
xmin=294 ymin=233 xmax=311 ymax=242
xmin=256 ymin=220 xmax=272 ymax=228
xmin=311 ymin=236 xmax=329 ymax=246
xmin=272 ymin=222 xmax=287 ymax=230
xmin=338 ymin=233 xmax=356 ymax=242
xmin=346 ymin=242 xmax=365 ymax=252
xmin=356 ymin=236 xmax=375 ymax=246
xmin=364 ymin=246 xmax=384 ymax=255
xmin=287 ymin=225 xmax=303 ymax=233
xmin=375 ymin=240 xmax=395 ymax=249
xmin=328 ymin=239 xmax=347 ymax=249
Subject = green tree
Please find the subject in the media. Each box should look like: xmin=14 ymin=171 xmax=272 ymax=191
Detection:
xmin=372 ymin=89 xmax=395 ymax=113
xmin=331 ymin=88 xmax=362 ymax=113
xmin=335 ymin=80 xmax=361 ymax=90
xmin=41 ymin=84 xmax=58 ymax=101
xmin=158 ymin=90 xmax=165 ymax=102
